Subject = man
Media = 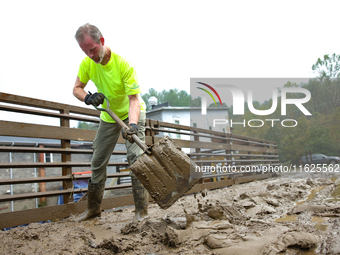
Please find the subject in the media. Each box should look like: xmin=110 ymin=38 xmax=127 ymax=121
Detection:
xmin=73 ymin=23 xmax=148 ymax=222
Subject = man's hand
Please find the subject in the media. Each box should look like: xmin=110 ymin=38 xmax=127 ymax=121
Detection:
xmin=121 ymin=123 xmax=138 ymax=143
xmin=84 ymin=92 xmax=105 ymax=106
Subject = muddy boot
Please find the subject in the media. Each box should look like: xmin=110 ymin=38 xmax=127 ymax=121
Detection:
xmin=75 ymin=180 xmax=105 ymax=222
xmin=131 ymin=174 xmax=149 ymax=222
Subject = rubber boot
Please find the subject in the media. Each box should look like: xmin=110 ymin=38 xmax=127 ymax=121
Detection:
xmin=75 ymin=180 xmax=105 ymax=222
xmin=131 ymin=174 xmax=149 ymax=222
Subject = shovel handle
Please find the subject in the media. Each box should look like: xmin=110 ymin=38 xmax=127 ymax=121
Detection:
xmin=93 ymin=96 xmax=152 ymax=155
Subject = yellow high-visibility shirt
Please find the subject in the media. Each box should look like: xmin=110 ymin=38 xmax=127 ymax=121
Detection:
xmin=77 ymin=50 xmax=146 ymax=123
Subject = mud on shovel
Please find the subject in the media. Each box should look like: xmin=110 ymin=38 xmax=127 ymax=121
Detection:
xmin=93 ymin=96 xmax=202 ymax=209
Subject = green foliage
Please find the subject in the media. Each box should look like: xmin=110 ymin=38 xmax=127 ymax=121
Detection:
xmin=190 ymin=96 xmax=202 ymax=107
xmin=77 ymin=121 xmax=98 ymax=130
xmin=208 ymin=102 xmax=228 ymax=107
xmin=231 ymin=78 xmax=340 ymax=164
xmin=312 ymin=53 xmax=340 ymax=80
xmin=141 ymin=88 xmax=192 ymax=110
xmin=38 ymin=201 xmax=47 ymax=207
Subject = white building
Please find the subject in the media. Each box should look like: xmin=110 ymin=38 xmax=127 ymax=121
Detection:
xmin=146 ymin=106 xmax=231 ymax=145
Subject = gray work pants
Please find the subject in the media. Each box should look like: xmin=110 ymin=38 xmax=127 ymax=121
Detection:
xmin=90 ymin=111 xmax=146 ymax=183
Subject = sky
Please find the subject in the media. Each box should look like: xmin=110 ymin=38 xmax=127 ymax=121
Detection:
xmin=0 ymin=0 xmax=339 ymax=125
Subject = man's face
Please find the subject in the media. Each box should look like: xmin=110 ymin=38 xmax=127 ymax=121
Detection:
xmin=78 ymin=35 xmax=105 ymax=64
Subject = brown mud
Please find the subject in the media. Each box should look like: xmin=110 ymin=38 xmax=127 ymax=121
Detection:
xmin=1 ymin=174 xmax=340 ymax=254
xmin=130 ymin=136 xmax=201 ymax=209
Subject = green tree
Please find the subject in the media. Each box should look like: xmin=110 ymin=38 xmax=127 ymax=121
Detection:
xmin=312 ymin=53 xmax=340 ymax=79
xmin=279 ymin=116 xmax=311 ymax=164
xmin=142 ymin=88 xmax=191 ymax=110
xmin=77 ymin=121 xmax=98 ymax=130
xmin=190 ymin=96 xmax=202 ymax=107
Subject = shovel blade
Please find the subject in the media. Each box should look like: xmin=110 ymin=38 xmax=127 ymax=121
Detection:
xmin=130 ymin=136 xmax=202 ymax=209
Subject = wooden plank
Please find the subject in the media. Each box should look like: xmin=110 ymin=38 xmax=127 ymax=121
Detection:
xmin=0 ymin=92 xmax=100 ymax=117
xmin=183 ymin=123 xmax=277 ymax=146
xmin=188 ymin=140 xmax=231 ymax=150
xmin=234 ymin=173 xmax=273 ymax=184
xmin=231 ymin=133 xmax=276 ymax=144
xmin=0 ymin=121 xmax=128 ymax=144
xmin=0 ymin=146 xmax=127 ymax=155
xmin=188 ymin=152 xmax=279 ymax=158
xmin=150 ymin=136 xmax=277 ymax=153
xmin=0 ymin=104 xmax=100 ymax=123
xmin=0 ymin=126 xmax=277 ymax=154
xmin=0 ymin=184 xmax=132 ymax=202
xmin=0 ymin=172 xmax=276 ymax=202
xmin=151 ymin=128 xmax=263 ymax=146
xmin=229 ymin=137 xmax=277 ymax=147
xmin=194 ymin=159 xmax=280 ymax=163
xmin=154 ymin=129 xmax=273 ymax=148
xmin=0 ymin=173 xmax=130 ymax=185
xmin=0 ymin=120 xmax=96 ymax=141
xmin=150 ymin=127 xmax=193 ymax=137
xmin=0 ymin=161 xmax=129 ymax=168
xmin=0 ymin=144 xmax=279 ymax=158
xmin=150 ymin=119 xmax=192 ymax=131
xmin=186 ymin=179 xmax=234 ymax=193
xmin=183 ymin=122 xmax=233 ymax=136
xmin=60 ymin=110 xmax=72 ymax=203
xmin=0 ymin=195 xmax=135 ymax=229
xmin=230 ymin=144 xmax=278 ymax=153
xmin=147 ymin=137 xmax=233 ymax=150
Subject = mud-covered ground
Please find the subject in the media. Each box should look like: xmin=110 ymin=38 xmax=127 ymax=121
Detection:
xmin=1 ymin=172 xmax=340 ymax=255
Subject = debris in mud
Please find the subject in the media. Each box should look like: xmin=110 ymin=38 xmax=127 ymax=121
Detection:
xmin=306 ymin=178 xmax=317 ymax=187
xmin=319 ymin=218 xmax=340 ymax=254
xmin=264 ymin=197 xmax=280 ymax=207
xmin=1 ymin=175 xmax=340 ymax=254
xmin=184 ymin=209 xmax=197 ymax=228
xmin=99 ymin=237 xmax=123 ymax=253
xmin=207 ymin=206 xmax=227 ymax=220
xmin=165 ymin=226 xmax=184 ymax=247
xmin=201 ymin=188 xmax=208 ymax=197
xmin=239 ymin=192 xmax=251 ymax=199
xmin=268 ymin=231 xmax=320 ymax=253
xmin=0 ymin=222 xmax=96 ymax=255
xmin=297 ymin=210 xmax=314 ymax=224
xmin=291 ymin=204 xmax=338 ymax=214
xmin=120 ymin=222 xmax=140 ymax=235
xmin=204 ymin=234 xmax=233 ymax=249
xmin=267 ymin=183 xmax=279 ymax=190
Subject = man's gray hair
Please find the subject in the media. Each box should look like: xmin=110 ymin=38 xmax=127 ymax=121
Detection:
xmin=75 ymin=23 xmax=103 ymax=43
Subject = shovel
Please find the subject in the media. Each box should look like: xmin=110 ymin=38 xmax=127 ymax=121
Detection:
xmin=93 ymin=96 xmax=202 ymax=209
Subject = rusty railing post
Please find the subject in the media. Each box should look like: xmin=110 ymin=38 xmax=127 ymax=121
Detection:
xmin=38 ymin=144 xmax=46 ymax=206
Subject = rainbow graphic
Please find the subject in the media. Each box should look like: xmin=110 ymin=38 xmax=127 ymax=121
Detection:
xmin=196 ymin=82 xmax=222 ymax=106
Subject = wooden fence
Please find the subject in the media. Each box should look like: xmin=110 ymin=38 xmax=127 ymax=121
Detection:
xmin=0 ymin=92 xmax=279 ymax=229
